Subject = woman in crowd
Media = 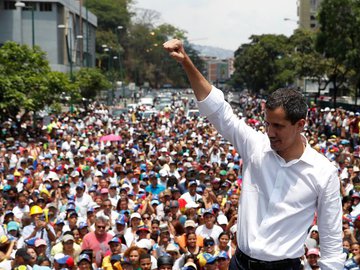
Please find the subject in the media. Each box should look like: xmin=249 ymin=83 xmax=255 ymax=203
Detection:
xmin=123 ymin=246 xmax=146 ymax=270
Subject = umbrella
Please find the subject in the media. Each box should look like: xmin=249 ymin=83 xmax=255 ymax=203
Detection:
xmin=99 ymin=134 xmax=122 ymax=142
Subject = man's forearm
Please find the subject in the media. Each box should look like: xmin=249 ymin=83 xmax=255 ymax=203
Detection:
xmin=181 ymin=55 xmax=212 ymax=101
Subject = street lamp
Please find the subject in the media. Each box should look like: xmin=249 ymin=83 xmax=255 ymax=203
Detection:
xmin=116 ymin=25 xmax=125 ymax=100
xmin=58 ymin=24 xmax=73 ymax=80
xmin=15 ymin=1 xmax=35 ymax=48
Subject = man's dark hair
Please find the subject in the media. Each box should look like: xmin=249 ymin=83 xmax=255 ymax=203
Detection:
xmin=140 ymin=253 xmax=151 ymax=261
xmin=266 ymin=88 xmax=308 ymax=124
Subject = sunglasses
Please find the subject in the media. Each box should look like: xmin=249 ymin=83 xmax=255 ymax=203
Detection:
xmin=142 ymin=216 xmax=150 ymax=220
xmin=205 ymin=242 xmax=215 ymax=247
xmin=96 ymin=225 xmax=106 ymax=229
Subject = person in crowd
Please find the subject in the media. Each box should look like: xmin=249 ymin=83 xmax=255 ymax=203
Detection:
xmin=51 ymin=233 xmax=81 ymax=263
xmin=22 ymin=205 xmax=56 ymax=257
xmin=82 ymin=215 xmax=113 ymax=265
xmin=157 ymin=255 xmax=174 ymax=270
xmin=139 ymin=253 xmax=152 ymax=270
xmin=195 ymin=209 xmax=223 ymax=245
xmin=123 ymin=246 xmax=146 ymax=270
xmin=102 ymin=236 xmax=123 ymax=270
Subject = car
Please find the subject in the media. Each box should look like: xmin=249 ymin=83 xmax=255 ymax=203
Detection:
xmin=111 ymin=108 xmax=128 ymax=117
xmin=139 ymin=97 xmax=154 ymax=110
xmin=127 ymin=103 xmax=138 ymax=111
xmin=142 ymin=110 xmax=158 ymax=119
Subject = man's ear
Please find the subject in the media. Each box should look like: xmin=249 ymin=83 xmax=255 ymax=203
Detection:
xmin=297 ymin=119 xmax=306 ymax=132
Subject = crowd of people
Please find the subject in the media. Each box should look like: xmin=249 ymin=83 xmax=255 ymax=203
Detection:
xmin=0 ymin=94 xmax=359 ymax=270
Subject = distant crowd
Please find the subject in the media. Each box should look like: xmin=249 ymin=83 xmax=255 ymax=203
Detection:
xmin=0 ymin=95 xmax=359 ymax=270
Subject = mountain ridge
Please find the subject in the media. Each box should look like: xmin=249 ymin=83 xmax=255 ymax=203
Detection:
xmin=191 ymin=44 xmax=234 ymax=59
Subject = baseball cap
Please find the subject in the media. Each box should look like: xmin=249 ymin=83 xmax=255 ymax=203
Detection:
xmin=188 ymin=180 xmax=197 ymax=186
xmin=55 ymin=218 xmax=65 ymax=225
xmin=131 ymin=178 xmax=139 ymax=184
xmin=202 ymin=208 xmax=214 ymax=216
xmin=169 ymin=200 xmax=179 ymax=208
xmin=136 ymin=239 xmax=152 ymax=250
xmin=55 ymin=255 xmax=74 ymax=267
xmin=184 ymin=220 xmax=196 ymax=228
xmin=136 ymin=225 xmax=150 ymax=234
xmin=130 ymin=212 xmax=141 ymax=221
xmin=108 ymin=237 xmax=121 ymax=244
xmin=78 ymin=222 xmax=88 ymax=229
xmin=217 ymin=214 xmax=228 ymax=225
xmin=100 ymin=188 xmax=109 ymax=194
xmin=306 ymin=248 xmax=320 ymax=257
xmin=116 ymin=214 xmax=127 ymax=225
xmin=62 ymin=235 xmax=75 ymax=243
xmin=151 ymin=200 xmax=160 ymax=205
xmin=7 ymin=221 xmax=19 ymax=231
xmin=217 ymin=250 xmax=229 ymax=260
xmin=77 ymin=254 xmax=91 ymax=264
xmin=35 ymin=238 xmax=47 ymax=247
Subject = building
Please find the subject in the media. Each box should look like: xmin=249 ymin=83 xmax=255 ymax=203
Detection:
xmin=0 ymin=0 xmax=97 ymax=74
xmin=297 ymin=0 xmax=322 ymax=30
xmin=202 ymin=56 xmax=234 ymax=87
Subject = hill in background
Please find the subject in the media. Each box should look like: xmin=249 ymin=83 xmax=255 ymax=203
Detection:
xmin=192 ymin=44 xmax=234 ymax=59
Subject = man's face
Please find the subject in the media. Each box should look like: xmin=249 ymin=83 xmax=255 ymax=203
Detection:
xmin=264 ymin=107 xmax=304 ymax=156
xmin=109 ymin=242 xmax=121 ymax=253
xmin=95 ymin=221 xmax=107 ymax=236
xmin=140 ymin=258 xmax=152 ymax=270
xmin=307 ymin=254 xmax=319 ymax=267
xmin=76 ymin=187 xmax=84 ymax=197
xmin=204 ymin=214 xmax=214 ymax=228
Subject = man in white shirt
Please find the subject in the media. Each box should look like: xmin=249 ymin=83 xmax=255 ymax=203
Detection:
xmin=164 ymin=39 xmax=345 ymax=270
xmin=12 ymin=194 xmax=29 ymax=221
xmin=195 ymin=209 xmax=223 ymax=245
xmin=74 ymin=182 xmax=93 ymax=218
xmin=180 ymin=180 xmax=201 ymax=204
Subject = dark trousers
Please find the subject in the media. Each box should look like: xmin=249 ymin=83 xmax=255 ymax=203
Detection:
xmin=229 ymin=248 xmax=301 ymax=270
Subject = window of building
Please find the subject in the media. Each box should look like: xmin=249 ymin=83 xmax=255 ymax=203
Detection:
xmin=4 ymin=1 xmax=16 ymax=10
xmin=39 ymin=2 xmax=52 ymax=11
xmin=310 ymin=23 xmax=316 ymax=28
xmin=310 ymin=0 xmax=317 ymax=9
xmin=26 ymin=2 xmax=37 ymax=11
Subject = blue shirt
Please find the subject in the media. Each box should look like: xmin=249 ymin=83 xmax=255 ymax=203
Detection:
xmin=145 ymin=184 xmax=165 ymax=195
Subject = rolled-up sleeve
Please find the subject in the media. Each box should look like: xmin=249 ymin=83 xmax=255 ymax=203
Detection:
xmin=197 ymin=86 xmax=225 ymax=117
xmin=317 ymin=170 xmax=346 ymax=270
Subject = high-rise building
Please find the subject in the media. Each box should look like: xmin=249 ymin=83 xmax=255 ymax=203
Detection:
xmin=0 ymin=0 xmax=97 ymax=73
xmin=297 ymin=0 xmax=322 ymax=30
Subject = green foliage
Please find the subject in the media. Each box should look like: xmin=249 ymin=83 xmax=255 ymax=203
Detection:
xmin=0 ymin=42 xmax=76 ymax=122
xmin=316 ymin=0 xmax=360 ymax=103
xmin=75 ymin=68 xmax=111 ymax=100
xmin=232 ymin=34 xmax=296 ymax=93
xmin=86 ymin=1 xmax=204 ymax=88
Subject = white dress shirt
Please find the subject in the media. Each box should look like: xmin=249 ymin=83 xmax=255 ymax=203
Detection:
xmin=198 ymin=86 xmax=345 ymax=270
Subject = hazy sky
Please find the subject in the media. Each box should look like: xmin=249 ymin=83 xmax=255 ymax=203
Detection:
xmin=133 ymin=0 xmax=298 ymax=51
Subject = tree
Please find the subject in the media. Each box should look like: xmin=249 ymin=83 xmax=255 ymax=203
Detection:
xmin=232 ymin=34 xmax=296 ymax=93
xmin=75 ymin=67 xmax=111 ymax=100
xmin=0 ymin=42 xmax=77 ymax=123
xmin=316 ymin=0 xmax=360 ymax=106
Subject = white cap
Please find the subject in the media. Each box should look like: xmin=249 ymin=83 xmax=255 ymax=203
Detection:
xmin=159 ymin=169 xmax=168 ymax=177
xmin=217 ymin=214 xmax=228 ymax=225
xmin=136 ymin=239 xmax=152 ymax=250
xmin=130 ymin=212 xmax=141 ymax=221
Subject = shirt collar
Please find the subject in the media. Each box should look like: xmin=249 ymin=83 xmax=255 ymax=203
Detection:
xmin=264 ymin=135 xmax=314 ymax=166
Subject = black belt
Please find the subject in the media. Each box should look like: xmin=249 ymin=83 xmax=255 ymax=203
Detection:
xmin=236 ymin=248 xmax=300 ymax=270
